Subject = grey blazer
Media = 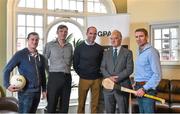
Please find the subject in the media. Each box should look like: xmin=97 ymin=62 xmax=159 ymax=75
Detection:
xmin=101 ymin=46 xmax=134 ymax=89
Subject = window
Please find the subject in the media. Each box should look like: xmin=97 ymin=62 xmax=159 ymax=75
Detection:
xmin=87 ymin=0 xmax=107 ymax=13
xmin=151 ymin=22 xmax=180 ymax=65
xmin=18 ymin=0 xmax=43 ymax=8
xmin=15 ymin=0 xmax=114 ymax=54
xmin=17 ymin=14 xmax=44 ymax=53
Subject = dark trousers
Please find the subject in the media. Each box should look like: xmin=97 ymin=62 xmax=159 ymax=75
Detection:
xmin=18 ymin=91 xmax=41 ymax=113
xmin=47 ymin=72 xmax=72 ymax=113
xmin=103 ymin=90 xmax=129 ymax=113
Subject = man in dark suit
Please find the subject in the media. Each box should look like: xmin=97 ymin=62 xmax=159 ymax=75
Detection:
xmin=101 ymin=30 xmax=134 ymax=113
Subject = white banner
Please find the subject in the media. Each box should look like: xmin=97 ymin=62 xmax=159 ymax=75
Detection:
xmin=87 ymin=14 xmax=130 ymax=46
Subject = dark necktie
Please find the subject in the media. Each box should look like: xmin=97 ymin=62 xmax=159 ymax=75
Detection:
xmin=113 ymin=48 xmax=117 ymax=64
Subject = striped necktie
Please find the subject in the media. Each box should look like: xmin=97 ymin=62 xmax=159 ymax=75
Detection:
xmin=113 ymin=48 xmax=117 ymax=64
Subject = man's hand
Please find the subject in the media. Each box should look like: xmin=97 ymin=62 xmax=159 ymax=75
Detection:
xmin=109 ymin=76 xmax=118 ymax=82
xmin=135 ymin=88 xmax=145 ymax=97
xmin=7 ymin=85 xmax=20 ymax=92
xmin=132 ymin=82 xmax=136 ymax=90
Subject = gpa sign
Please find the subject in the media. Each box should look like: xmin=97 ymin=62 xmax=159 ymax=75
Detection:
xmin=10 ymin=75 xmax=26 ymax=89
xmin=87 ymin=14 xmax=130 ymax=46
xmin=98 ymin=31 xmax=111 ymax=37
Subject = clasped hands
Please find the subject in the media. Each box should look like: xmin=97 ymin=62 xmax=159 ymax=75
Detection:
xmin=135 ymin=88 xmax=145 ymax=97
xmin=108 ymin=75 xmax=119 ymax=83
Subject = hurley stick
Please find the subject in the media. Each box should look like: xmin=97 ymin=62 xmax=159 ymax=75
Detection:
xmin=102 ymin=78 xmax=165 ymax=104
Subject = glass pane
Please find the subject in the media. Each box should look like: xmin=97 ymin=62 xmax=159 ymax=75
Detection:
xmin=170 ymin=28 xmax=178 ymax=38
xmin=18 ymin=0 xmax=25 ymax=7
xmin=154 ymin=40 xmax=161 ymax=50
xmin=162 ymin=39 xmax=170 ymax=49
xmin=77 ymin=18 xmax=84 ymax=26
xmin=63 ymin=0 xmax=69 ymax=10
xmin=17 ymin=39 xmax=26 ymax=51
xmin=70 ymin=1 xmax=76 ymax=10
xmin=171 ymin=50 xmax=178 ymax=61
xmin=35 ymin=0 xmax=43 ymax=8
xmin=88 ymin=2 xmax=94 ymax=12
xmin=37 ymin=39 xmax=43 ymax=51
xmin=161 ymin=50 xmax=170 ymax=61
xmin=55 ymin=0 xmax=62 ymax=10
xmin=94 ymin=3 xmax=100 ymax=12
xmin=26 ymin=0 xmax=34 ymax=8
xmin=171 ymin=39 xmax=179 ymax=49
xmin=27 ymin=15 xmax=34 ymax=26
xmin=18 ymin=14 xmax=25 ymax=26
xmin=18 ymin=27 xmax=26 ymax=38
xmin=35 ymin=27 xmax=43 ymax=39
xmin=70 ymin=71 xmax=79 ymax=100
xmin=162 ymin=28 xmax=170 ymax=39
xmin=154 ymin=29 xmax=161 ymax=39
xmin=27 ymin=27 xmax=35 ymax=35
xmin=48 ymin=0 xmax=55 ymax=10
xmin=77 ymin=1 xmax=83 ymax=12
xmin=55 ymin=17 xmax=60 ymax=19
xmin=100 ymin=5 xmax=107 ymax=13
xmin=35 ymin=16 xmax=43 ymax=27
xmin=71 ymin=17 xmax=76 ymax=21
xmin=48 ymin=16 xmax=55 ymax=25
xmin=47 ymin=26 xmax=57 ymax=42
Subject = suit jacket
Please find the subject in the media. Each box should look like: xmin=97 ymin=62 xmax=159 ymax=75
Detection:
xmin=101 ymin=46 xmax=134 ymax=89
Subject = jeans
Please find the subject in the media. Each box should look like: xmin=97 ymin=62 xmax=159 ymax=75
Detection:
xmin=18 ymin=91 xmax=41 ymax=113
xmin=135 ymin=84 xmax=156 ymax=114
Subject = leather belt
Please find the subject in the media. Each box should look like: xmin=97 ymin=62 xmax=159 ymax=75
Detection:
xmin=136 ymin=81 xmax=146 ymax=85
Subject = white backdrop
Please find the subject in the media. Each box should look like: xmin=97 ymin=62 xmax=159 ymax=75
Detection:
xmin=87 ymin=14 xmax=130 ymax=46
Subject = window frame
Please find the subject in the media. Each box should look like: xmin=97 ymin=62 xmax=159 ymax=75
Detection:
xmin=150 ymin=21 xmax=180 ymax=65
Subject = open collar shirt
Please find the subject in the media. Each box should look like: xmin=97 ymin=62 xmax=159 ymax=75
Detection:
xmin=43 ymin=39 xmax=73 ymax=73
xmin=135 ymin=43 xmax=162 ymax=90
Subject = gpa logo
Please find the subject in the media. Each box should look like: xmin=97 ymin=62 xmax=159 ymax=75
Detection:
xmin=98 ymin=31 xmax=111 ymax=37
xmin=16 ymin=78 xmax=23 ymax=82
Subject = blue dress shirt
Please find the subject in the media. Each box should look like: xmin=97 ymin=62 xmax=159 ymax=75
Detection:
xmin=135 ymin=43 xmax=162 ymax=90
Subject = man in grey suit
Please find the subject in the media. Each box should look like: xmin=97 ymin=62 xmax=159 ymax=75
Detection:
xmin=101 ymin=30 xmax=134 ymax=113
